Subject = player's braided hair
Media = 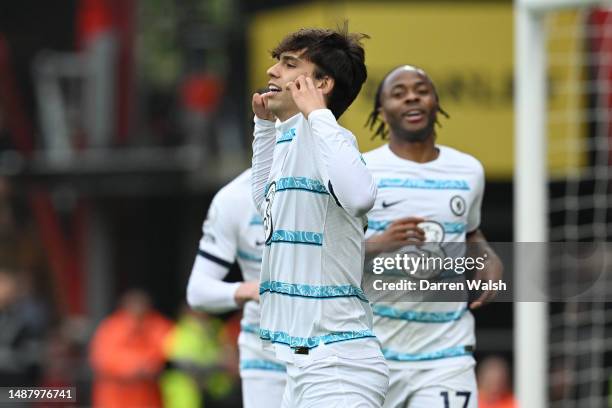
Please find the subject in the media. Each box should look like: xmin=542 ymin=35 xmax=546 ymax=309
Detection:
xmin=365 ymin=66 xmax=450 ymax=140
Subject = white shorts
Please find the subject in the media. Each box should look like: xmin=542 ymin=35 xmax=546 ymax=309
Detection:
xmin=281 ymin=353 xmax=389 ymax=408
xmin=239 ymin=331 xmax=287 ymax=408
xmin=242 ymin=374 xmax=286 ymax=408
xmin=383 ymin=360 xmax=477 ymax=408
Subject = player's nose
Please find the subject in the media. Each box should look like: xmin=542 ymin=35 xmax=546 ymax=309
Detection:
xmin=267 ymin=63 xmax=280 ymax=78
xmin=404 ymin=90 xmax=420 ymax=103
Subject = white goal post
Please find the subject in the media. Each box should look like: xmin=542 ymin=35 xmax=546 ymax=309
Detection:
xmin=514 ymin=1 xmax=612 ymax=407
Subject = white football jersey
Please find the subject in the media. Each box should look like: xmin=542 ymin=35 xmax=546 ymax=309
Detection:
xmin=198 ymin=169 xmax=280 ymax=363
xmin=258 ymin=111 xmax=380 ymax=361
xmin=364 ymin=144 xmax=484 ymax=369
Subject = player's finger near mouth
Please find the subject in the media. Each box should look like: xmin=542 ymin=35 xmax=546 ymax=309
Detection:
xmin=255 ymin=88 xmax=273 ymax=100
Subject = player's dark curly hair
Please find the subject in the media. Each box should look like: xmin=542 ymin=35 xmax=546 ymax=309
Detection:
xmin=365 ymin=66 xmax=450 ymax=140
xmin=271 ymin=22 xmax=369 ymax=119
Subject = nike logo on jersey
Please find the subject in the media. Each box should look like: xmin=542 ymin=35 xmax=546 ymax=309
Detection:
xmin=255 ymin=240 xmax=266 ymax=246
xmin=382 ymin=200 xmax=405 ymax=209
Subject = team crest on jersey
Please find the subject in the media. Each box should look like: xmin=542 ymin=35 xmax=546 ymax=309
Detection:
xmin=263 ymin=182 xmax=277 ymax=244
xmin=397 ymin=221 xmax=447 ymax=279
xmin=450 ymin=195 xmax=467 ymax=216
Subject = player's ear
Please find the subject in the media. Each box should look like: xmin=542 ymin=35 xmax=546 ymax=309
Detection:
xmin=379 ymin=107 xmax=389 ymax=124
xmin=317 ymin=76 xmax=334 ymax=96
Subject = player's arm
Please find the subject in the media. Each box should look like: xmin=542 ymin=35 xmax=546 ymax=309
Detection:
xmin=251 ymin=92 xmax=276 ymax=213
xmin=364 ymin=217 xmax=425 ymax=262
xmin=287 ymin=75 xmax=377 ymax=217
xmin=186 ymin=256 xmax=259 ymax=312
xmin=465 ymin=161 xmax=503 ymax=309
xmin=186 ymin=194 xmax=259 ymax=313
xmin=466 ymin=229 xmax=503 ymax=309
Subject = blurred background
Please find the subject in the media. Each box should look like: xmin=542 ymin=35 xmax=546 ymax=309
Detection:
xmin=0 ymin=0 xmax=609 ymax=406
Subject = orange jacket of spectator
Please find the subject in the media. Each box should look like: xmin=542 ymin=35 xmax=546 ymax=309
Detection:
xmin=89 ymin=310 xmax=173 ymax=408
xmin=478 ymin=394 xmax=517 ymax=408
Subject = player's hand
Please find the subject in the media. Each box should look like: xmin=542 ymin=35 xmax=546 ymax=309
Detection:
xmin=234 ymin=281 xmax=260 ymax=306
xmin=286 ymin=75 xmax=327 ymax=118
xmin=367 ymin=217 xmax=426 ymax=255
xmin=252 ymin=92 xmax=274 ymax=121
xmin=469 ymin=250 xmax=503 ymax=309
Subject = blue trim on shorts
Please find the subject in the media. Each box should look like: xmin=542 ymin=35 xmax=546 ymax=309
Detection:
xmin=259 ymin=280 xmax=368 ymax=302
xmin=240 ymin=359 xmax=286 ymax=372
xmin=382 ymin=345 xmax=473 ymax=361
xmin=260 ymin=328 xmax=376 ymax=349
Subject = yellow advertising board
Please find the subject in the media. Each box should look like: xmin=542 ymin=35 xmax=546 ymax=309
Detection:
xmin=248 ymin=2 xmax=586 ymax=179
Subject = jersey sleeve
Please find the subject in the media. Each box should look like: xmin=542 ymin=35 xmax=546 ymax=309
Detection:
xmin=198 ymin=191 xmax=239 ymax=265
xmin=466 ymin=162 xmax=485 ymax=233
xmin=251 ymin=116 xmax=276 ymax=214
xmin=307 ymin=109 xmax=377 ymax=217
xmin=186 ymin=255 xmax=241 ymax=312
xmin=186 ymin=188 xmax=243 ymax=312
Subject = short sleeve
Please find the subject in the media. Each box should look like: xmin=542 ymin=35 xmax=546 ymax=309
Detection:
xmin=466 ymin=162 xmax=485 ymax=233
xmin=198 ymin=191 xmax=239 ymax=265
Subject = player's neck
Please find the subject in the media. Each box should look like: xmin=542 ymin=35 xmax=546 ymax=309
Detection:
xmin=275 ymin=106 xmax=301 ymax=122
xmin=388 ymin=137 xmax=438 ymax=163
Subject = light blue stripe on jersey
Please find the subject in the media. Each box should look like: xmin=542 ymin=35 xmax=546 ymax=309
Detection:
xmin=249 ymin=214 xmax=263 ymax=225
xmin=372 ymin=305 xmax=467 ymax=323
xmin=276 ymin=177 xmax=328 ymax=195
xmin=241 ymin=323 xmax=259 ymax=334
xmin=443 ymin=222 xmax=466 ymax=234
xmin=382 ymin=345 xmax=472 ymax=361
xmin=368 ymin=220 xmax=391 ymax=231
xmin=260 ymin=280 xmax=369 ymax=302
xmin=367 ymin=220 xmax=466 ymax=234
xmin=268 ymin=230 xmax=323 ymax=246
xmin=260 ymin=328 xmax=376 ymax=349
xmin=237 ymin=249 xmax=262 ymax=263
xmin=240 ymin=359 xmax=286 ymax=372
xmin=378 ymin=179 xmax=470 ymax=190
xmin=276 ymin=127 xmax=296 ymax=144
